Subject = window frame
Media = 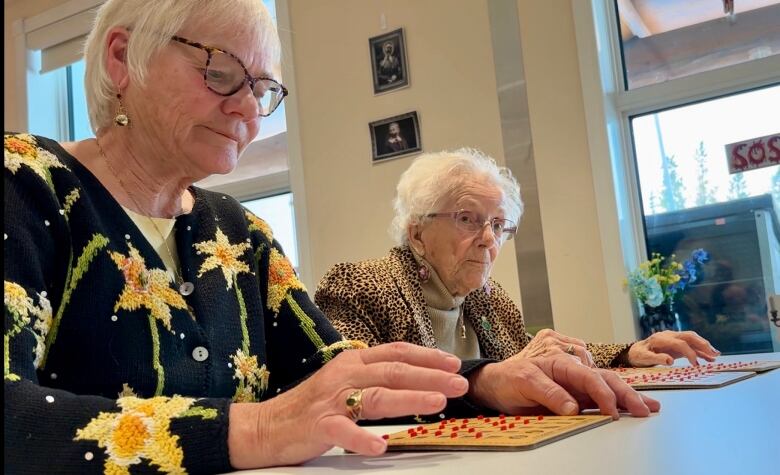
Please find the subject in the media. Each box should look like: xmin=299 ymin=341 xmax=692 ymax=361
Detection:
xmin=571 ymin=0 xmax=780 ymax=339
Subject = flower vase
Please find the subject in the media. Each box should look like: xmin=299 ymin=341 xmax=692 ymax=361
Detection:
xmin=639 ymin=302 xmax=680 ymax=339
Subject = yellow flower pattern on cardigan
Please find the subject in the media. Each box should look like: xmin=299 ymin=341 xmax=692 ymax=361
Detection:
xmin=230 ymin=349 xmax=270 ymax=402
xmin=316 ymin=339 xmax=369 ymax=363
xmin=245 ymin=210 xmax=274 ymax=242
xmin=267 ymin=248 xmax=306 ymax=314
xmin=4 ymin=281 xmax=52 ymax=380
xmin=194 ymin=227 xmax=251 ymax=290
xmin=74 ymin=395 xmax=216 ymax=475
xmin=4 ymin=133 xmax=67 ymax=182
xmin=110 ymin=244 xmax=188 ymax=332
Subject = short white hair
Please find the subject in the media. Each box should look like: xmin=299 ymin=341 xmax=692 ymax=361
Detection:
xmin=391 ymin=148 xmax=523 ymax=245
xmin=84 ymin=0 xmax=280 ymax=132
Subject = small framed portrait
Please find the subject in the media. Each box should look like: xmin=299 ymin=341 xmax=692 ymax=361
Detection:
xmin=369 ymin=111 xmax=422 ymax=163
xmin=369 ymin=28 xmax=409 ymax=94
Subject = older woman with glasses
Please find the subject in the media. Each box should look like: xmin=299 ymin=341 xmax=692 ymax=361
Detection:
xmin=316 ymin=148 xmax=719 ymax=417
xmin=3 ymin=1 xmax=481 ymax=472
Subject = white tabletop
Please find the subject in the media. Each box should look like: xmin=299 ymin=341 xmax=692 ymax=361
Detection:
xmin=228 ymin=353 xmax=779 ymax=475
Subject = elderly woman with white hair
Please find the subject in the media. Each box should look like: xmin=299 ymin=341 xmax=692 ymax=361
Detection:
xmin=3 ymin=1 xmax=487 ymax=472
xmin=316 ymin=148 xmax=719 ymax=417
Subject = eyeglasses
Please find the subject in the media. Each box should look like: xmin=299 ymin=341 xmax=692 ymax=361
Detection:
xmin=171 ymin=36 xmax=288 ymax=117
xmin=426 ymin=210 xmax=517 ymax=241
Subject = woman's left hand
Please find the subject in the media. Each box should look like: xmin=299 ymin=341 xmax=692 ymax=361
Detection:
xmin=628 ymin=330 xmax=720 ymax=367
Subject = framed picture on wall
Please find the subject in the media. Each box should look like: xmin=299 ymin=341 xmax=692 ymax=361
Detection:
xmin=369 ymin=28 xmax=409 ymax=94
xmin=369 ymin=111 xmax=422 ymax=163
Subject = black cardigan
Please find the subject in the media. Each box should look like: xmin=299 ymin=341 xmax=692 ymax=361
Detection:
xmin=4 ymin=133 xmax=356 ymax=473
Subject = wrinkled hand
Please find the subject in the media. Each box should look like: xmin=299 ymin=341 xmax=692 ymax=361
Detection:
xmin=516 ymin=329 xmax=595 ymax=367
xmin=628 ymin=330 xmax=720 ymax=367
xmin=468 ymin=353 xmax=660 ymax=419
xmin=228 ymin=342 xmax=468 ymax=469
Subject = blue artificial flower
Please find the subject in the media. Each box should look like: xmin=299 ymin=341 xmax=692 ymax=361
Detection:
xmin=691 ymin=248 xmax=709 ymax=265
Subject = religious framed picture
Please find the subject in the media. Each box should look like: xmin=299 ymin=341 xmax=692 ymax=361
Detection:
xmin=369 ymin=111 xmax=422 ymax=163
xmin=369 ymin=28 xmax=409 ymax=94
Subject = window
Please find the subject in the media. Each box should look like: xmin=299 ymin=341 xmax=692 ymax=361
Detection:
xmin=574 ymin=1 xmax=780 ymax=353
xmin=242 ymin=193 xmax=299 ymax=269
xmin=28 ymin=57 xmax=91 ymax=141
xmin=632 ymin=86 xmax=780 ymax=354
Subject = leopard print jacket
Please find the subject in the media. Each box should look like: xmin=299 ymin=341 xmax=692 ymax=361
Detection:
xmin=316 ymin=246 xmax=631 ymax=368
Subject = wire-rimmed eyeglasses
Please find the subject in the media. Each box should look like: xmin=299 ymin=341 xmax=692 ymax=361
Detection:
xmin=426 ymin=210 xmax=517 ymax=241
xmin=171 ymin=36 xmax=288 ymax=117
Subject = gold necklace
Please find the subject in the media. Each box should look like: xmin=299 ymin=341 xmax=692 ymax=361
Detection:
xmin=95 ymin=137 xmax=190 ymax=293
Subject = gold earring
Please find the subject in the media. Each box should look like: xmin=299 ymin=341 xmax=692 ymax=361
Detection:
xmin=114 ymin=93 xmax=129 ymax=127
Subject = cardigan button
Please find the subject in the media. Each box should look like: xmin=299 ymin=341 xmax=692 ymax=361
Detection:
xmin=192 ymin=346 xmax=209 ymax=362
xmin=179 ymin=282 xmax=195 ymax=296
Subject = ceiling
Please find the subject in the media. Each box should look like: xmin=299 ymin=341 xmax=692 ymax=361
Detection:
xmin=617 ymin=0 xmax=779 ymax=40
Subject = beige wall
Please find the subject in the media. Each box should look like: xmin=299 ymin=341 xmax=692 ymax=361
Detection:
xmin=288 ymin=0 xmax=522 ymax=304
xmin=515 ymin=0 xmax=616 ymax=342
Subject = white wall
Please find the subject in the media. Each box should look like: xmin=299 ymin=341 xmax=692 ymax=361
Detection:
xmin=515 ymin=0 xmax=621 ymax=342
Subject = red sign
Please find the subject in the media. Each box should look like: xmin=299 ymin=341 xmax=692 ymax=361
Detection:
xmin=725 ymin=133 xmax=780 ymax=174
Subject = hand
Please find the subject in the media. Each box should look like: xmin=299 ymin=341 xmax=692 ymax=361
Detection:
xmin=228 ymin=342 xmax=468 ymax=469
xmin=467 ymin=353 xmax=660 ymax=419
xmin=628 ymin=330 xmax=720 ymax=367
xmin=516 ymin=328 xmax=595 ymax=367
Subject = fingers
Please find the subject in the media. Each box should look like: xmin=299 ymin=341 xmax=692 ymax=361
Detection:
xmin=597 ymin=370 xmax=653 ymax=417
xmin=536 ymin=329 xmax=586 ymax=348
xmin=512 ymin=363 xmax=580 ymax=416
xmin=545 ymin=358 xmax=619 ymax=419
xmin=571 ymin=345 xmax=595 ymax=367
xmin=349 ymin=361 xmax=468 ymax=398
xmin=676 ymin=331 xmax=720 ymax=362
xmin=640 ymin=393 xmax=661 ymax=413
xmin=357 ymin=387 xmax=448 ymax=420
xmin=525 ymin=330 xmax=590 ymax=365
xmin=319 ymin=416 xmax=387 ymax=456
xmin=357 ymin=342 xmax=461 ymax=373
xmin=658 ymin=337 xmax=699 ymax=366
xmin=635 ymin=347 xmax=674 ymax=366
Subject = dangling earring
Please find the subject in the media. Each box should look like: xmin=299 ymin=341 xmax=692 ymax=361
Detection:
xmin=114 ymin=93 xmax=130 ymax=127
xmin=483 ymin=281 xmax=492 ymax=295
xmin=417 ymin=262 xmax=430 ymax=283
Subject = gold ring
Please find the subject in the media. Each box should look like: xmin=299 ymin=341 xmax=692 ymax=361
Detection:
xmin=345 ymin=389 xmax=365 ymax=421
xmin=566 ymin=344 xmax=575 ymax=355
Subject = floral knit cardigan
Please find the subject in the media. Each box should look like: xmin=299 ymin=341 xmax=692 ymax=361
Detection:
xmin=3 ymin=133 xmax=366 ymax=474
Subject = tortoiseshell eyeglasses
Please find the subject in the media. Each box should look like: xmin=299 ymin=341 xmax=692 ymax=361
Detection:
xmin=171 ymin=35 xmax=288 ymax=117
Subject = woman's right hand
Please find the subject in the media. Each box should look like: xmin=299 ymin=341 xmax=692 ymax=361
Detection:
xmin=227 ymin=342 xmax=468 ymax=469
xmin=467 ymin=353 xmax=660 ymax=418
xmin=516 ymin=329 xmax=595 ymax=367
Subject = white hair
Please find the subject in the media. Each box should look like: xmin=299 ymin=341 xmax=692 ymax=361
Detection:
xmin=84 ymin=0 xmax=280 ymax=131
xmin=391 ymin=148 xmax=524 ymax=245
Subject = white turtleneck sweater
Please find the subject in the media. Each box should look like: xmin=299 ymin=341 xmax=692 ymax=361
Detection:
xmin=412 ymin=251 xmax=480 ymax=359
